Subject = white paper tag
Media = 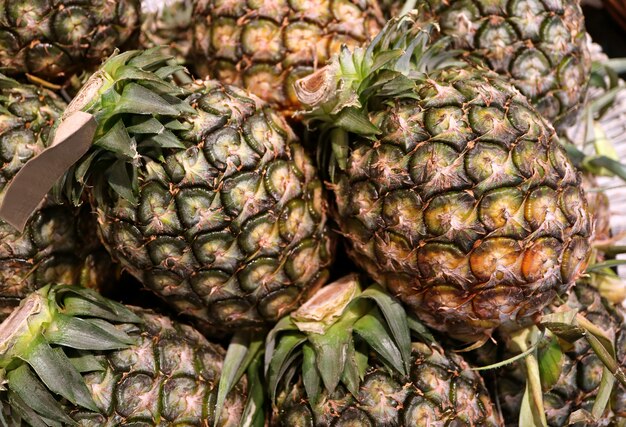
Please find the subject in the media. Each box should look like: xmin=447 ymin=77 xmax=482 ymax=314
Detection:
xmin=0 ymin=111 xmax=97 ymax=232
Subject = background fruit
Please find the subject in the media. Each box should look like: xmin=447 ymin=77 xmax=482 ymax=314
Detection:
xmin=60 ymin=52 xmax=334 ymax=335
xmin=140 ymin=0 xmax=194 ymax=64
xmin=191 ymin=0 xmax=385 ymax=117
xmin=275 ymin=341 xmax=502 ymax=426
xmin=0 ymin=75 xmax=115 ymax=321
xmin=0 ymin=0 xmax=140 ymax=81
xmin=407 ymin=0 xmax=591 ymax=130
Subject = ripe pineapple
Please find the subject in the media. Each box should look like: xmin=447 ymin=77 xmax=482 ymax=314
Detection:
xmin=140 ymin=0 xmax=194 ymax=64
xmin=190 ymin=0 xmax=385 ymax=117
xmin=0 ymin=0 xmax=140 ymax=81
xmin=295 ymin=15 xmax=592 ymax=343
xmin=409 ymin=0 xmax=591 ymax=130
xmin=54 ymin=50 xmax=334 ymax=335
xmin=492 ymin=284 xmax=626 ymax=426
xmin=0 ymin=285 xmax=252 ymax=425
xmin=267 ymin=275 xmax=503 ymax=425
xmin=0 ymin=75 xmax=115 ymax=321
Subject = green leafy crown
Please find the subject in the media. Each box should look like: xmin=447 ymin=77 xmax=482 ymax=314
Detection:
xmin=0 ymin=285 xmax=141 ymax=426
xmin=264 ymin=274 xmax=436 ymax=407
xmin=54 ymin=48 xmax=196 ymax=207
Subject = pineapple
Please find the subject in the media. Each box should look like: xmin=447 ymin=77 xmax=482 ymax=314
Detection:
xmin=407 ymin=0 xmax=591 ymax=130
xmin=190 ymin=0 xmax=385 ymax=117
xmin=140 ymin=0 xmax=195 ymax=64
xmin=0 ymin=285 xmax=254 ymax=425
xmin=53 ymin=50 xmax=334 ymax=335
xmin=267 ymin=275 xmax=503 ymax=425
xmin=488 ymin=283 xmax=626 ymax=426
xmin=0 ymin=75 xmax=115 ymax=321
xmin=0 ymin=0 xmax=140 ymax=81
xmin=295 ymin=15 xmax=592 ymax=343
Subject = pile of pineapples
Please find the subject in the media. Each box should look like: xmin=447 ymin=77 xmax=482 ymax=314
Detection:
xmin=0 ymin=0 xmax=624 ymax=426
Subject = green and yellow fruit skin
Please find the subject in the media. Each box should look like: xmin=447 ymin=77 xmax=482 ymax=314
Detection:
xmin=330 ymin=66 xmax=591 ymax=342
xmin=70 ymin=308 xmax=247 ymax=426
xmin=492 ymin=284 xmax=626 ymax=426
xmin=274 ymin=341 xmax=502 ymax=426
xmin=410 ymin=0 xmax=591 ymax=130
xmin=191 ymin=0 xmax=384 ymax=117
xmin=70 ymin=54 xmax=334 ymax=335
xmin=296 ymin=15 xmax=592 ymax=342
xmin=0 ymin=76 xmax=115 ymax=321
xmin=0 ymin=0 xmax=140 ymax=81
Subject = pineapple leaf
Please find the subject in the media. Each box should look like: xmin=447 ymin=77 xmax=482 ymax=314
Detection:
xmin=360 ymin=285 xmax=411 ymax=375
xmin=268 ymin=332 xmax=307 ymax=402
xmin=6 ymin=364 xmax=74 ymax=424
xmin=126 ymin=117 xmax=165 ymax=134
xmin=239 ymin=351 xmax=266 ymax=427
xmin=141 ymin=130 xmax=186 ymax=149
xmin=7 ymin=390 xmax=54 ymax=427
xmin=353 ymin=310 xmax=406 ymax=377
xmin=45 ymin=314 xmax=135 ymax=350
xmin=407 ymin=315 xmax=436 ymax=343
xmin=264 ymin=316 xmax=298 ymax=376
xmin=340 ymin=338 xmax=361 ymax=397
xmin=107 ymin=160 xmax=137 ymax=204
xmin=215 ymin=332 xmax=262 ymax=427
xmin=330 ymin=128 xmax=349 ymax=171
xmin=514 ymin=328 xmax=548 ymax=427
xmin=66 ymin=354 xmax=105 ymax=373
xmin=94 ymin=120 xmax=137 ymax=160
xmin=334 ymin=107 xmax=380 ymax=136
xmin=59 ymin=286 xmax=141 ymax=323
xmin=309 ymin=324 xmax=350 ymax=395
xmin=586 ymin=259 xmax=626 ymax=272
xmin=537 ymin=336 xmax=563 ymax=391
xmin=23 ymin=335 xmax=98 ymax=412
xmin=302 ymin=343 xmax=321 ymax=405
xmin=113 ymin=83 xmax=182 ymax=116
xmin=591 ymin=365 xmax=615 ymax=420
xmin=127 ymin=48 xmax=173 ymax=69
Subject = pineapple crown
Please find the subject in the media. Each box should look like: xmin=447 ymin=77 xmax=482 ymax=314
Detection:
xmin=54 ymin=48 xmax=196 ymax=207
xmin=0 ymin=285 xmax=141 ymax=426
xmin=264 ymin=274 xmax=436 ymax=406
xmin=294 ymin=11 xmax=463 ymax=180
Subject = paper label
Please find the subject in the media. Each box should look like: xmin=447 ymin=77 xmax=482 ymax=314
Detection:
xmin=0 ymin=111 xmax=96 ymax=232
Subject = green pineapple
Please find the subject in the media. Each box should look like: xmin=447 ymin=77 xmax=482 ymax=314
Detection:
xmin=0 ymin=75 xmax=115 ymax=321
xmin=53 ymin=49 xmax=334 ymax=335
xmin=394 ymin=0 xmax=591 ymax=129
xmin=294 ymin=14 xmax=592 ymax=343
xmin=140 ymin=0 xmax=194 ymax=64
xmin=190 ymin=0 xmax=385 ymax=117
xmin=267 ymin=275 xmax=503 ymax=425
xmin=0 ymin=0 xmax=141 ymax=81
xmin=0 ymin=285 xmax=254 ymax=425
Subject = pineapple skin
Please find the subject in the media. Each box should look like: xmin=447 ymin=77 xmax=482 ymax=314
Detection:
xmin=66 ymin=308 xmax=248 ymax=426
xmin=0 ymin=0 xmax=140 ymax=81
xmin=495 ymin=284 xmax=626 ymax=426
xmin=0 ymin=78 xmax=115 ymax=321
xmin=328 ymin=66 xmax=591 ymax=342
xmin=94 ymin=79 xmax=334 ymax=335
xmin=140 ymin=0 xmax=194 ymax=64
xmin=191 ymin=0 xmax=385 ymax=117
xmin=411 ymin=0 xmax=591 ymax=130
xmin=273 ymin=342 xmax=503 ymax=426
